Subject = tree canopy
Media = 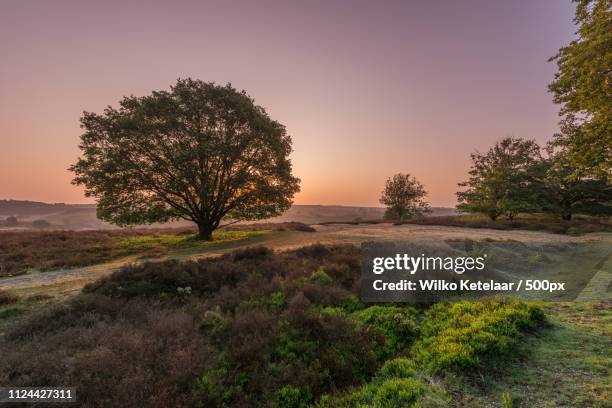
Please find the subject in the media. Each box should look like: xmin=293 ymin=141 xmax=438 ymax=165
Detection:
xmin=456 ymin=138 xmax=542 ymax=220
xmin=548 ymin=0 xmax=611 ymax=181
xmin=536 ymin=145 xmax=612 ymax=220
xmin=380 ymin=173 xmax=430 ymax=220
xmin=71 ymin=79 xmax=300 ymax=239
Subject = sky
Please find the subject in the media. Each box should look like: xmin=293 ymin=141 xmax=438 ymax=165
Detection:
xmin=0 ymin=0 xmax=577 ymax=207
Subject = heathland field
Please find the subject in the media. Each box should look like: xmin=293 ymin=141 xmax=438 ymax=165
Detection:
xmin=0 ymin=220 xmax=610 ymax=407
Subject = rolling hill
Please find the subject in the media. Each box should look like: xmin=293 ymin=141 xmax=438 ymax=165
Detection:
xmin=0 ymin=200 xmax=456 ymax=230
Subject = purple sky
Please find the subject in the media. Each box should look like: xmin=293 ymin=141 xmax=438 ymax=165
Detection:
xmin=0 ymin=0 xmax=576 ymax=207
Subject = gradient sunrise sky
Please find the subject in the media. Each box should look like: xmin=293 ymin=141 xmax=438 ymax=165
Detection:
xmin=0 ymin=0 xmax=576 ymax=207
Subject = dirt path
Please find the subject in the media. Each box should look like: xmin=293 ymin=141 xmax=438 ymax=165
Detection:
xmin=1 ymin=224 xmax=608 ymax=297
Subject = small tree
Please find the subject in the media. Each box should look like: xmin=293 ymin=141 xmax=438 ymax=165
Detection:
xmin=71 ymin=79 xmax=300 ymax=240
xmin=457 ymin=138 xmax=542 ymax=220
xmin=536 ymin=146 xmax=612 ymax=220
xmin=380 ymin=173 xmax=430 ymax=220
xmin=4 ymin=216 xmax=18 ymax=227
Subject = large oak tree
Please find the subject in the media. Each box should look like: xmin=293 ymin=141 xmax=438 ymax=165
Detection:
xmin=71 ymin=79 xmax=300 ymax=240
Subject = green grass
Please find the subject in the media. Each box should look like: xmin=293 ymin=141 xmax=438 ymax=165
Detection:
xmin=447 ymin=301 xmax=611 ymax=407
xmin=111 ymin=229 xmax=271 ymax=252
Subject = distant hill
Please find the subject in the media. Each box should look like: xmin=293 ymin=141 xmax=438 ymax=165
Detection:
xmin=0 ymin=200 xmax=108 ymax=229
xmin=0 ymin=200 xmax=94 ymax=216
xmin=0 ymin=200 xmax=456 ymax=230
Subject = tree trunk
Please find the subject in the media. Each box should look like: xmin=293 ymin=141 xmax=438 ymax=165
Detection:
xmin=561 ymin=203 xmax=572 ymax=221
xmin=197 ymin=223 xmax=214 ymax=241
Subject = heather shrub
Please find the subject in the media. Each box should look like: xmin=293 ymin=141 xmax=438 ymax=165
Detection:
xmin=0 ymin=297 xmax=213 ymax=407
xmin=0 ymin=289 xmax=18 ymax=305
xmin=0 ymin=226 xmax=281 ymax=276
xmin=199 ymin=301 xmax=383 ymax=406
xmin=85 ymin=244 xmax=362 ymax=305
xmin=231 ymin=244 xmax=274 ymax=261
xmin=0 ymin=228 xmax=194 ymax=276
xmin=0 ymin=244 xmax=546 ymax=407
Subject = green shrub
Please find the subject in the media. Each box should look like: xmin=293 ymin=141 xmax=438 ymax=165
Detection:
xmin=378 ymin=358 xmax=416 ymax=379
xmin=240 ymin=291 xmax=288 ymax=313
xmin=411 ymin=300 xmax=545 ymax=372
xmin=565 ymin=227 xmax=579 ymax=236
xmin=272 ymin=385 xmax=313 ymax=408
xmin=352 ymin=305 xmax=418 ymax=357
xmin=308 ymin=267 xmax=334 ymax=284
xmin=373 ymin=378 xmax=424 ymax=407
xmin=316 ymin=366 xmax=448 ymax=408
xmin=338 ymin=294 xmax=366 ymax=312
xmin=502 ymin=391 xmax=513 ymax=408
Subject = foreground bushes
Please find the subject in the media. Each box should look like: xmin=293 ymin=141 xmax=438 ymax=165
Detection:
xmin=412 ymin=300 xmax=545 ymax=372
xmin=1 ymin=295 xmax=212 ymax=407
xmin=0 ymin=244 xmax=546 ymax=407
xmin=314 ymin=301 xmax=545 ymax=408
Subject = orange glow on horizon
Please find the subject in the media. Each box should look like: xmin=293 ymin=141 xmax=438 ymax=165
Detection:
xmin=0 ymin=1 xmax=575 ymax=208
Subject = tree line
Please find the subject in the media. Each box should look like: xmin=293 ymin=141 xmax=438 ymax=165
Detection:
xmin=458 ymin=0 xmax=611 ymax=221
xmin=381 ymin=0 xmax=611 ymax=222
xmin=456 ymin=137 xmax=611 ymax=221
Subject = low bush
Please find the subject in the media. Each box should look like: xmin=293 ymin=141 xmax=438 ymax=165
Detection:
xmin=316 ymin=358 xmax=448 ymax=408
xmin=0 ymin=244 xmax=546 ymax=407
xmin=273 ymin=385 xmax=314 ymax=408
xmin=411 ymin=300 xmax=545 ymax=373
xmin=351 ymin=305 xmax=419 ymax=358
xmin=0 ymin=295 xmax=213 ymax=407
xmin=0 ymin=289 xmax=18 ymax=305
